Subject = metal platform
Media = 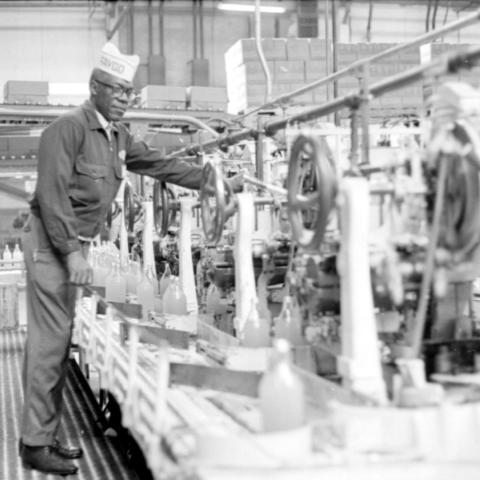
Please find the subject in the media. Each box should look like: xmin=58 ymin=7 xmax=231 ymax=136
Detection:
xmin=0 ymin=329 xmax=141 ymax=480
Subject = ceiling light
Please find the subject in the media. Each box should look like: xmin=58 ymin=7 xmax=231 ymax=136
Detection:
xmin=218 ymin=2 xmax=286 ymax=14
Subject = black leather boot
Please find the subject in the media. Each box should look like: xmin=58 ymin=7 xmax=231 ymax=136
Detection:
xmin=52 ymin=439 xmax=84 ymax=459
xmin=21 ymin=444 xmax=78 ymax=476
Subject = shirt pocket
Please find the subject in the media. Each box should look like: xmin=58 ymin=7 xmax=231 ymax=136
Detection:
xmin=73 ymin=160 xmax=108 ymax=204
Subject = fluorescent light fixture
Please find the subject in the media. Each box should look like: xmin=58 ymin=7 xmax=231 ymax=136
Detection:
xmin=218 ymin=2 xmax=286 ymax=14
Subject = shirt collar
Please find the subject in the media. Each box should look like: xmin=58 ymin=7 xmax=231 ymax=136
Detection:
xmin=95 ymin=110 xmax=111 ymax=131
xmin=82 ymin=100 xmax=118 ymax=133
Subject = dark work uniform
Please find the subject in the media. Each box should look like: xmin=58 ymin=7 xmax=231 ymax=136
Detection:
xmin=22 ymin=100 xmax=203 ymax=446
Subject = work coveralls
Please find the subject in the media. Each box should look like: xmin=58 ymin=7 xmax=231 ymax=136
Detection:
xmin=22 ymin=100 xmax=203 ymax=446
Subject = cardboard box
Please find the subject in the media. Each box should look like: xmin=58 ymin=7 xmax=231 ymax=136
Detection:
xmin=286 ymin=38 xmax=311 ymax=60
xmin=140 ymin=85 xmax=186 ymax=108
xmin=4 ymin=80 xmax=48 ymax=96
xmin=187 ymin=86 xmax=227 ymax=111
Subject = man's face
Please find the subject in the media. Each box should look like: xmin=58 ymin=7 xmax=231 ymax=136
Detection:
xmin=91 ymin=73 xmax=134 ymax=122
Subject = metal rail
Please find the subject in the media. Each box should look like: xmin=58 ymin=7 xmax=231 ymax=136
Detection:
xmin=0 ymin=106 xmax=220 ymax=137
xmin=168 ymin=44 xmax=480 ymax=158
xmin=238 ymin=7 xmax=480 ymax=119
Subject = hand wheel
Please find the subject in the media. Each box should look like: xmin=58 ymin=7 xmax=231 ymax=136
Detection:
xmin=287 ymin=134 xmax=337 ymax=250
xmin=153 ymin=180 xmax=178 ymax=237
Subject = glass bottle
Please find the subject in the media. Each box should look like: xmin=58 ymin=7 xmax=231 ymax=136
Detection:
xmin=205 ymin=283 xmax=221 ymax=315
xmin=274 ymin=295 xmax=303 ymax=345
xmin=258 ymin=338 xmax=306 ymax=432
xmin=158 ymin=263 xmax=172 ymax=297
xmin=105 ymin=261 xmax=127 ymax=303
xmin=242 ymin=300 xmax=271 ymax=348
xmin=162 ymin=276 xmax=187 ymax=315
xmin=126 ymin=260 xmax=142 ymax=296
xmin=137 ymin=265 xmax=157 ymax=320
xmin=12 ymin=243 xmax=23 ymax=266
xmin=3 ymin=245 xmax=12 ymax=264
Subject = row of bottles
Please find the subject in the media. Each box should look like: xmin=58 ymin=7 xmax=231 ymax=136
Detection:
xmin=2 ymin=244 xmax=23 ymax=268
xmin=90 ymin=241 xmax=188 ymax=319
xmin=240 ymin=294 xmax=304 ymax=348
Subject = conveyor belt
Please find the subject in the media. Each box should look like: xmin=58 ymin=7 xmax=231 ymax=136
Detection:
xmin=0 ymin=329 xmax=141 ymax=480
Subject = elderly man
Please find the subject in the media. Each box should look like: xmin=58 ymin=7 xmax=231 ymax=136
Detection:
xmin=20 ymin=43 xmax=242 ymax=475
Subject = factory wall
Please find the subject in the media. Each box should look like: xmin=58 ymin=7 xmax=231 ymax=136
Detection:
xmin=0 ymin=3 xmax=105 ymax=101
xmin=0 ymin=1 xmax=479 ymax=99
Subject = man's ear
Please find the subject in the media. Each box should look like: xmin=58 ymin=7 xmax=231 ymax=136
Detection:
xmin=89 ymin=79 xmax=99 ymax=97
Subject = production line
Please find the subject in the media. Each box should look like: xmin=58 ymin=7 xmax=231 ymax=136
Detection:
xmin=2 ymin=3 xmax=480 ymax=479
xmin=67 ymin=26 xmax=480 ymax=479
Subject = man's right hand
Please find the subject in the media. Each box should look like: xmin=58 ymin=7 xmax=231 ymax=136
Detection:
xmin=65 ymin=250 xmax=93 ymax=285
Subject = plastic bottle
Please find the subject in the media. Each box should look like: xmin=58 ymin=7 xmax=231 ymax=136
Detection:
xmin=274 ymin=295 xmax=303 ymax=345
xmin=258 ymin=338 xmax=306 ymax=432
xmin=105 ymin=261 xmax=127 ymax=303
xmin=242 ymin=300 xmax=271 ymax=348
xmin=162 ymin=276 xmax=188 ymax=315
xmin=137 ymin=265 xmax=157 ymax=320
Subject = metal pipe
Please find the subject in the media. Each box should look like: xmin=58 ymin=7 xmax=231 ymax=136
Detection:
xmin=159 ymin=0 xmax=165 ymax=57
xmin=106 ymin=2 xmax=132 ymax=41
xmin=193 ymin=0 xmax=198 ymax=59
xmin=129 ymin=0 xmax=135 ymax=55
xmin=167 ymin=44 xmax=480 ymax=157
xmin=148 ymin=0 xmax=153 ymax=56
xmin=199 ymin=0 xmax=205 ymax=59
xmin=238 ymin=7 xmax=480 ymax=119
xmin=324 ymin=0 xmax=331 ymax=102
xmin=265 ymin=44 xmax=480 ymax=134
xmin=254 ymin=0 xmax=272 ymax=103
xmin=331 ymin=0 xmax=339 ymax=123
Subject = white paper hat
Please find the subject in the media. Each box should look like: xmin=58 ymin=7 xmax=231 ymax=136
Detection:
xmin=97 ymin=42 xmax=140 ymax=82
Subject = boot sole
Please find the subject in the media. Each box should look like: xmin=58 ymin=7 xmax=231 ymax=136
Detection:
xmin=22 ymin=460 xmax=78 ymax=476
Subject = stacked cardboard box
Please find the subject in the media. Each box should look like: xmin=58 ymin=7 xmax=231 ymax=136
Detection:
xmin=225 ymin=38 xmax=424 ymax=116
xmin=140 ymin=85 xmax=186 ymax=109
xmin=4 ymin=81 xmax=49 ymax=104
xmin=186 ymin=86 xmax=228 ymax=111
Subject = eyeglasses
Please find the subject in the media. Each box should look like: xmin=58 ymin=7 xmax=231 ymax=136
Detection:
xmin=95 ymin=79 xmax=137 ymax=101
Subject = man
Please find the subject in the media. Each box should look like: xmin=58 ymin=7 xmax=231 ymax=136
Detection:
xmin=20 ymin=43 xmax=242 ymax=475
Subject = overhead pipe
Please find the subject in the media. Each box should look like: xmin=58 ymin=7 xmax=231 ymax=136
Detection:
xmin=193 ymin=0 xmax=198 ymax=59
xmin=148 ymin=0 xmax=153 ymax=57
xmin=199 ymin=0 xmax=205 ymax=59
xmin=331 ymin=0 xmax=339 ymax=124
xmin=238 ymin=7 xmax=480 ymax=119
xmin=167 ymin=44 xmax=480 ymax=157
xmin=254 ymin=0 xmax=272 ymax=104
xmin=324 ymin=0 xmax=331 ymax=103
xmin=159 ymin=0 xmax=165 ymax=57
xmin=106 ymin=2 xmax=132 ymax=41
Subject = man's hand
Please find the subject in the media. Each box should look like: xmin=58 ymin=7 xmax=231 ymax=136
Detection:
xmin=226 ymin=171 xmax=245 ymax=193
xmin=65 ymin=250 xmax=93 ymax=285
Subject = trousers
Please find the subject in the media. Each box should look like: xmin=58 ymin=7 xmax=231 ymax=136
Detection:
xmin=21 ymin=214 xmax=86 ymax=446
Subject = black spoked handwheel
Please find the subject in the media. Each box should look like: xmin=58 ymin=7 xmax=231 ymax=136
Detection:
xmin=153 ymin=180 xmax=177 ymax=237
xmin=123 ymin=181 xmax=143 ymax=233
xmin=123 ymin=181 xmax=135 ymax=232
xmin=287 ymin=134 xmax=337 ymax=250
xmin=199 ymin=162 xmax=235 ymax=244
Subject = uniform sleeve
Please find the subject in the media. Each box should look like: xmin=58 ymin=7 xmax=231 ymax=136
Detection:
xmin=35 ymin=118 xmax=83 ymax=256
xmin=124 ymin=133 xmax=203 ymax=190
